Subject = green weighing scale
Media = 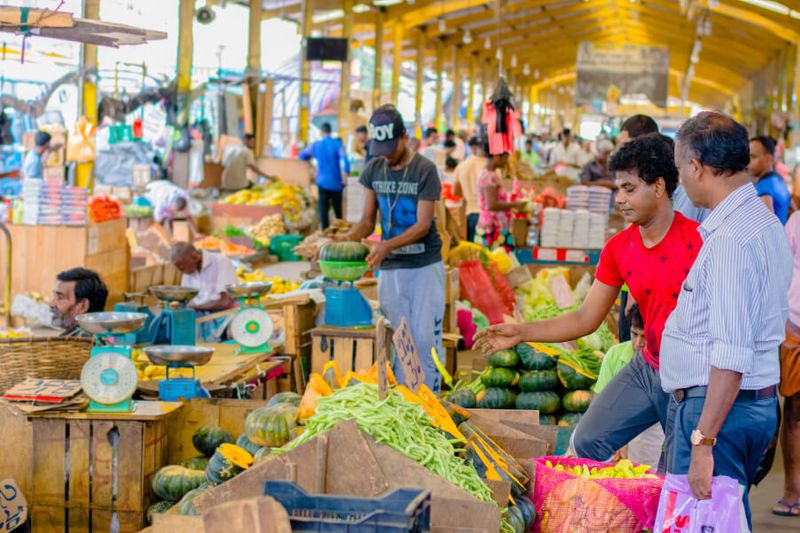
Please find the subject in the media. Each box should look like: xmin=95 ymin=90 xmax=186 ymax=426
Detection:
xmin=226 ymin=282 xmax=274 ymax=355
xmin=77 ymin=312 xmax=149 ymax=413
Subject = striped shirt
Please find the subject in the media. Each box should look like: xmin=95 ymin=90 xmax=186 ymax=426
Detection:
xmin=660 ymin=182 xmax=792 ymax=392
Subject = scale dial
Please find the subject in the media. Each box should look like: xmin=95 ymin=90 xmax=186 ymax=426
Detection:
xmin=80 ymin=352 xmax=138 ymax=405
xmin=229 ymin=307 xmax=273 ymax=348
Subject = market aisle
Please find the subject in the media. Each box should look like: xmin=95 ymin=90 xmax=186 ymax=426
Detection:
xmin=750 ymin=446 xmax=797 ymax=532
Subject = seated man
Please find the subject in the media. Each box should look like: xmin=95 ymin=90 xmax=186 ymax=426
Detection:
xmin=171 ymin=242 xmax=237 ymax=341
xmin=49 ymin=268 xmax=109 ymax=337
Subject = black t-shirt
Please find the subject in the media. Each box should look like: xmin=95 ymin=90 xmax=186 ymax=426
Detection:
xmin=359 ymin=154 xmax=442 ymax=270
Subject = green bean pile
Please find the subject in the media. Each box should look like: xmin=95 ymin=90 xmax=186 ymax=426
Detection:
xmin=282 ymin=383 xmax=494 ymax=504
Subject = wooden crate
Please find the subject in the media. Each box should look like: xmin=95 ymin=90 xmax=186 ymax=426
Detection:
xmin=444 ymin=267 xmax=460 ymax=334
xmin=310 ymin=327 xmax=376 ymax=376
xmin=28 ymin=402 xmax=181 ymax=533
xmin=264 ymin=295 xmax=317 ymax=356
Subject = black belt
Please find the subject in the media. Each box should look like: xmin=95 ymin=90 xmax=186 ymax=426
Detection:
xmin=673 ymin=385 xmax=777 ymax=404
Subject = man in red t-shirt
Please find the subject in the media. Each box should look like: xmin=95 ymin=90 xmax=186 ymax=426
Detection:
xmin=475 ymin=134 xmax=703 ymax=465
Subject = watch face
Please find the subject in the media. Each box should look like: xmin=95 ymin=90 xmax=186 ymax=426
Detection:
xmin=691 ymin=430 xmax=702 ymax=445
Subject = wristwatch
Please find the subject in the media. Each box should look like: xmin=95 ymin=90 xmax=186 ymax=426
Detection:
xmin=691 ymin=429 xmax=717 ymax=446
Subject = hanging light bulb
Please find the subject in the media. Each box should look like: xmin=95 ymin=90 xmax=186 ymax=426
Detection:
xmin=511 ymin=54 xmax=518 ymax=68
xmin=484 ymin=37 xmax=491 ymax=50
xmin=496 ymin=47 xmax=503 ymax=61
xmin=523 ymin=63 xmax=531 ymax=76
xmin=463 ymin=28 xmax=472 ymax=44
xmin=534 ymin=68 xmax=540 ymax=79
xmin=439 ymin=18 xmax=446 ymax=33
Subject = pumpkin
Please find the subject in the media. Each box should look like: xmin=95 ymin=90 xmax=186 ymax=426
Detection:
xmin=557 ymin=360 xmax=597 ymax=390
xmin=516 ymin=343 xmax=557 ymax=370
xmin=253 ymin=446 xmax=272 ymax=463
xmin=506 ymin=504 xmax=526 ymax=533
xmin=146 ymin=500 xmax=175 ymax=524
xmin=245 ymin=404 xmax=298 ymax=447
xmin=152 ymin=465 xmax=206 ymax=502
xmin=515 ymin=391 xmax=561 ymax=414
xmin=192 ymin=426 xmax=234 ymax=458
xmin=519 ymin=370 xmax=559 ymax=392
xmin=236 ymin=433 xmax=263 ymax=456
xmin=205 ymin=443 xmax=253 ymax=484
xmin=177 ymin=483 xmax=211 ymax=516
xmin=558 ymin=412 xmax=583 ymax=427
xmin=487 ymin=349 xmax=520 ymax=368
xmin=319 ymin=242 xmax=369 ymax=262
xmin=179 ymin=456 xmax=210 ymax=471
xmin=516 ymin=496 xmax=536 ymax=528
xmin=480 ymin=367 xmax=520 ymax=388
xmin=539 ymin=414 xmax=557 ymax=425
xmin=562 ymin=390 xmax=594 ymax=413
xmin=266 ymin=391 xmax=302 ymax=408
xmin=476 ymin=387 xmax=517 ymax=409
xmin=448 ymin=389 xmax=477 ymax=409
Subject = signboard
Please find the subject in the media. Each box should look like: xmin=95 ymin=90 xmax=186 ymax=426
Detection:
xmin=2 ymin=379 xmax=81 ymax=402
xmin=576 ymin=43 xmax=669 ymax=108
xmin=0 ymin=479 xmax=27 ymax=532
xmin=392 ymin=318 xmax=425 ymax=392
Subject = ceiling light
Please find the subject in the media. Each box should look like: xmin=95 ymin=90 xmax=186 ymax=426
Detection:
xmin=439 ymin=18 xmax=446 ymax=32
xmin=353 ymin=3 xmax=371 ymax=13
xmin=374 ymin=0 xmax=403 ymax=5
xmin=496 ymin=48 xmax=503 ymax=61
xmin=534 ymin=68 xmax=540 ymax=79
xmin=523 ymin=63 xmax=530 ymax=76
xmin=511 ymin=54 xmax=518 ymax=68
xmin=690 ymin=53 xmax=699 ymax=64
xmin=484 ymin=37 xmax=491 ymax=49
xmin=463 ymin=29 xmax=472 ymax=44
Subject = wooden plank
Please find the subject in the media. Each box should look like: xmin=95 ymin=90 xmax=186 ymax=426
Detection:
xmin=332 ymin=336 xmax=356 ymax=375
xmin=31 ymin=419 xmax=66 ymax=507
xmin=0 ymin=404 xmax=32 ymax=507
xmin=354 ymin=338 xmax=374 ymax=372
xmin=67 ymin=420 xmax=91 ymax=509
xmin=67 ymin=506 xmax=90 ymax=533
xmin=88 ymin=219 xmax=127 ymax=255
xmin=91 ymin=421 xmax=114 ymax=511
xmin=31 ymin=505 xmax=65 ymax=533
xmin=309 ymin=327 xmax=377 ymax=340
xmin=311 ymin=333 xmax=332 ymax=375
xmin=117 ymin=422 xmax=145 ymax=511
xmin=28 ymin=401 xmax=182 ymax=422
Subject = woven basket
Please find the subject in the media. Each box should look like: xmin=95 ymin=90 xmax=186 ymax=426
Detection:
xmin=0 ymin=337 xmax=92 ymax=393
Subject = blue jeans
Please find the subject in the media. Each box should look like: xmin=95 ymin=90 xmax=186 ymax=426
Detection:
xmin=669 ymin=394 xmax=778 ymax=528
xmin=466 ymin=213 xmax=479 ymax=244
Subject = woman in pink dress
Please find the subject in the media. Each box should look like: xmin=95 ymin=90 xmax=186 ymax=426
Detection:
xmin=475 ymin=149 xmax=526 ymax=249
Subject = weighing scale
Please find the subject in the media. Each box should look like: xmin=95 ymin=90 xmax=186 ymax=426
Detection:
xmin=142 ymin=345 xmax=213 ymax=401
xmin=77 ymin=312 xmax=149 ymax=413
xmin=226 ymin=282 xmax=274 ymax=354
xmin=148 ymin=285 xmax=198 ymax=345
xmin=113 ymin=292 xmax=156 ymax=344
xmin=318 ymin=261 xmax=373 ymax=327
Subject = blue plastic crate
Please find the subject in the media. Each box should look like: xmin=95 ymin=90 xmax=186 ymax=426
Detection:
xmin=264 ymin=481 xmax=431 ymax=532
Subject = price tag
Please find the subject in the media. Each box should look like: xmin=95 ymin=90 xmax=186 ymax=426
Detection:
xmin=392 ymin=318 xmax=425 ymax=393
xmin=0 ymin=479 xmax=27 ymax=532
xmin=2 ymin=379 xmax=81 ymax=402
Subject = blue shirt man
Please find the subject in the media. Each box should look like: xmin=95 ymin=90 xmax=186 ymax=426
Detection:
xmin=749 ymin=135 xmax=791 ymax=224
xmin=300 ymin=122 xmax=350 ymax=229
xmin=23 ymin=131 xmax=55 ymax=179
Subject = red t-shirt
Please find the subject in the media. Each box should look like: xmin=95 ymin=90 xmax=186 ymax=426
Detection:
xmin=595 ymin=212 xmax=702 ymax=369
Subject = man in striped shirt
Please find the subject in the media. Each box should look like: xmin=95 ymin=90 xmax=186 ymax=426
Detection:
xmin=663 ymin=111 xmax=792 ymax=528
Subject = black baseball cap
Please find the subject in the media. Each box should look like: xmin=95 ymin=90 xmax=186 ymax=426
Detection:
xmin=368 ymin=105 xmax=406 ymax=157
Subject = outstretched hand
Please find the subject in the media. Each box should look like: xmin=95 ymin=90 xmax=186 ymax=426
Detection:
xmin=473 ymin=323 xmax=523 ymax=354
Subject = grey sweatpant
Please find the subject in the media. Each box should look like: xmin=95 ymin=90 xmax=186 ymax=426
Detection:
xmin=379 ymin=261 xmax=446 ymax=392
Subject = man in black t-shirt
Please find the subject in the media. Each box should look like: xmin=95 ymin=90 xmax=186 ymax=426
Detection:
xmin=338 ymin=105 xmax=445 ymax=391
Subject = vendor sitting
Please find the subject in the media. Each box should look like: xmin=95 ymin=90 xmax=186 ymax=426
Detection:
xmin=49 ymin=268 xmax=109 ymax=337
xmin=171 ymin=242 xmax=237 ymax=341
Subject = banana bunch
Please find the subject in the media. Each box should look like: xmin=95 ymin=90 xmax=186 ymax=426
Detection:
xmin=137 ymin=365 xmax=195 ymax=381
xmin=0 ymin=329 xmax=29 ymax=339
xmin=545 ymin=459 xmax=658 ymax=480
xmin=236 ymin=268 xmax=267 ymax=283
xmin=266 ymin=276 xmax=300 ymax=294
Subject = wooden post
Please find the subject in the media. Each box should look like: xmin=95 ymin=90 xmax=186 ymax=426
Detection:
xmin=298 ymin=0 xmax=315 ymax=144
xmin=338 ymin=0 xmax=353 ymax=141
xmin=78 ymin=0 xmax=99 ymax=190
xmin=247 ymin=0 xmax=262 ymax=151
xmin=391 ymin=23 xmax=403 ymax=104
xmin=372 ymin=8 xmax=385 ymax=111
xmin=177 ymin=0 xmax=194 ymax=94
xmin=415 ymin=27 xmax=425 ymax=137
xmin=467 ymin=54 xmax=475 ymax=128
xmin=481 ymin=59 xmax=490 ymax=122
xmin=451 ymin=45 xmax=460 ymax=131
xmin=434 ymin=38 xmax=444 ymax=131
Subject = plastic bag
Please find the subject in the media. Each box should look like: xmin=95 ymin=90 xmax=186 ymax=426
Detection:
xmin=486 ymin=262 xmax=515 ymax=315
xmin=458 ymin=260 xmax=507 ymax=324
xmin=533 ymin=457 xmax=663 ymax=533
xmin=653 ymin=474 xmax=743 ymax=533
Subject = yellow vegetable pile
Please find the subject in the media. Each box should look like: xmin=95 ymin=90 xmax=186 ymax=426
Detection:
xmin=0 ymin=329 xmax=29 ymax=339
xmin=133 ymin=349 xmax=194 ymax=382
xmin=221 ymin=181 xmax=308 ymax=222
xmin=249 ymin=214 xmax=285 ymax=242
xmin=545 ymin=459 xmax=658 ymax=480
xmin=235 ymin=268 xmax=301 ymax=295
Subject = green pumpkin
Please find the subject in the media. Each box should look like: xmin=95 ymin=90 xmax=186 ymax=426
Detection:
xmin=506 ymin=505 xmax=526 ymax=533
xmin=476 ymin=387 xmax=517 ymax=409
xmin=179 ymin=456 xmax=210 ymax=471
xmin=516 ymin=496 xmax=536 ymax=528
xmin=557 ymin=360 xmax=597 ymax=390
xmin=562 ymin=390 xmax=594 ymax=413
xmin=487 ymin=349 xmax=520 ymax=368
xmin=146 ymin=500 xmax=175 ymax=524
xmin=448 ymin=389 xmax=477 ymax=409
xmin=515 ymin=391 xmax=561 ymax=414
xmin=480 ymin=367 xmax=520 ymax=388
xmin=253 ymin=446 xmax=272 ymax=463
xmin=236 ymin=433 xmax=263 ymax=456
xmin=319 ymin=242 xmax=370 ymax=262
xmin=192 ymin=426 xmax=234 ymax=458
xmin=558 ymin=412 xmax=583 ymax=427
xmin=519 ymin=369 xmax=559 ymax=392
xmin=516 ymin=343 xmax=557 ymax=370
xmin=539 ymin=414 xmax=557 ymax=425
xmin=176 ymin=483 xmax=211 ymax=516
xmin=245 ymin=404 xmax=298 ymax=447
xmin=152 ymin=465 xmax=206 ymax=502
xmin=205 ymin=443 xmax=253 ymax=484
xmin=266 ymin=392 xmax=302 ymax=409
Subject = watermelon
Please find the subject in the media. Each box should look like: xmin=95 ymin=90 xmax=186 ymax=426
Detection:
xmin=558 ymin=412 xmax=584 ymax=427
xmin=476 ymin=387 xmax=517 ymax=409
xmin=448 ymin=389 xmax=477 ymax=409
xmin=487 ymin=349 xmax=520 ymax=368
xmin=562 ymin=390 xmax=594 ymax=413
xmin=519 ymin=369 xmax=558 ymax=392
xmin=480 ymin=367 xmax=520 ymax=388
xmin=557 ymin=360 xmax=597 ymax=390
xmin=539 ymin=414 xmax=557 ymax=425
xmin=516 ymin=343 xmax=557 ymax=370
xmin=515 ymin=391 xmax=560 ymax=414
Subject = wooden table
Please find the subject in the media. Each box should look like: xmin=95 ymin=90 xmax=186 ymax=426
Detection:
xmin=26 ymin=401 xmax=182 ymax=532
xmin=137 ymin=342 xmax=284 ymax=395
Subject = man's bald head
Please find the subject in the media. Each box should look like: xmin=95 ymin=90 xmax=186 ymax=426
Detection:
xmin=171 ymin=242 xmax=202 ymax=274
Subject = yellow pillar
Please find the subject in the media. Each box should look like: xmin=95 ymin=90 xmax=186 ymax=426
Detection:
xmin=415 ymin=27 xmax=425 ymax=137
xmin=177 ymin=0 xmax=194 ymax=94
xmin=247 ymin=0 xmax=262 ymax=150
xmin=451 ymin=45 xmax=460 ymax=131
xmin=338 ymin=0 xmax=353 ymax=141
xmin=467 ymin=55 xmax=475 ymax=127
xmin=78 ymin=0 xmax=100 ymax=190
xmin=391 ymin=23 xmax=403 ymax=103
xmin=298 ymin=0 xmax=314 ymax=144
xmin=434 ymin=38 xmax=444 ymax=131
xmin=372 ymin=8 xmax=385 ymax=111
